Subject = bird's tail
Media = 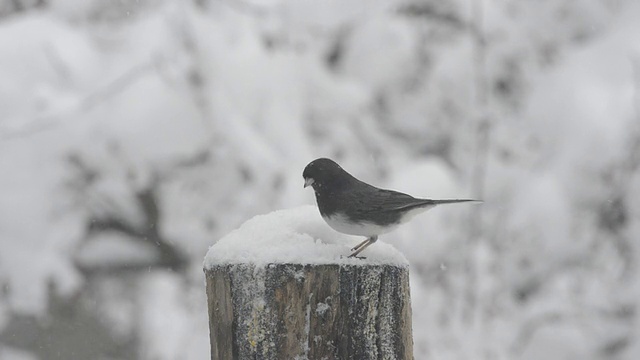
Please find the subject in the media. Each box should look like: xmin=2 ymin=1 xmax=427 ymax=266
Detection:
xmin=429 ymin=199 xmax=482 ymax=205
xmin=397 ymin=199 xmax=481 ymax=212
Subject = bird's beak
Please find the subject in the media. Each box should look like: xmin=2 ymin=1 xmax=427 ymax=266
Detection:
xmin=304 ymin=178 xmax=314 ymax=188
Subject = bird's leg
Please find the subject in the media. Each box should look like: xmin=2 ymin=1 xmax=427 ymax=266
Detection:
xmin=348 ymin=236 xmax=378 ymax=258
xmin=351 ymin=237 xmax=371 ymax=252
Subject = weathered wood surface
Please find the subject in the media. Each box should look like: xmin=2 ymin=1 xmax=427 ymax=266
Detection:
xmin=205 ymin=263 xmax=413 ymax=360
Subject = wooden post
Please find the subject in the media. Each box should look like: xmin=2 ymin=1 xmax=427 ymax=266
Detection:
xmin=205 ymin=263 xmax=413 ymax=360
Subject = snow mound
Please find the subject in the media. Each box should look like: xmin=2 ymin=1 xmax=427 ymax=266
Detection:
xmin=204 ymin=205 xmax=408 ymax=267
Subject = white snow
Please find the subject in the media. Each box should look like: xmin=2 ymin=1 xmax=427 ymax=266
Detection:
xmin=315 ymin=302 xmax=331 ymax=315
xmin=204 ymin=206 xmax=408 ymax=267
xmin=74 ymin=232 xmax=161 ymax=268
xmin=1 ymin=1 xmax=640 ymax=359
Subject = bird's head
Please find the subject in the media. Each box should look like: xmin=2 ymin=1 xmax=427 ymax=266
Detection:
xmin=303 ymin=158 xmax=349 ymax=191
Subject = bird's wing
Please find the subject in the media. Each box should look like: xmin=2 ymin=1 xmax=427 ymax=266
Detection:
xmin=341 ymin=186 xmax=433 ymax=224
xmin=369 ymin=189 xmax=432 ymax=210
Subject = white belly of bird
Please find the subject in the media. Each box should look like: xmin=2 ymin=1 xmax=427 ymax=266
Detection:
xmin=323 ymin=205 xmax=435 ymax=237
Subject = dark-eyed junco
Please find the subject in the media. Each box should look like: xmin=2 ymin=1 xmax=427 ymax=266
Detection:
xmin=303 ymin=158 xmax=480 ymax=258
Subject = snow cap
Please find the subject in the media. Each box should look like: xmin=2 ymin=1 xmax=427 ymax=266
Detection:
xmin=204 ymin=205 xmax=408 ymax=268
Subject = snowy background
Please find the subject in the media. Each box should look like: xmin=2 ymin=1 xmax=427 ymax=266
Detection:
xmin=1 ymin=0 xmax=640 ymax=359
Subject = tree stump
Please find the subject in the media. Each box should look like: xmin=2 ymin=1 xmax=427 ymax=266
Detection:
xmin=205 ymin=263 xmax=413 ymax=360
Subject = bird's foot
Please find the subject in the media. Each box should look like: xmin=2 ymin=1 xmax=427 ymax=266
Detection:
xmin=342 ymin=254 xmax=366 ymax=260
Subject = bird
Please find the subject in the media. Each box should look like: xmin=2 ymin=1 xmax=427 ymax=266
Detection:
xmin=303 ymin=158 xmax=481 ymax=258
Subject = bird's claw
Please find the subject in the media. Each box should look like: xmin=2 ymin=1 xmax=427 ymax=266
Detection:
xmin=341 ymin=255 xmax=367 ymax=260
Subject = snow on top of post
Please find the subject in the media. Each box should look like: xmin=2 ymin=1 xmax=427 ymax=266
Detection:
xmin=204 ymin=205 xmax=408 ymax=268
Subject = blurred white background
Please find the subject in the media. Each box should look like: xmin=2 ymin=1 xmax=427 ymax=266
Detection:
xmin=1 ymin=0 xmax=639 ymax=359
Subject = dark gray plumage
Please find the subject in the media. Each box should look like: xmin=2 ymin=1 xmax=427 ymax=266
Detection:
xmin=303 ymin=158 xmax=480 ymax=258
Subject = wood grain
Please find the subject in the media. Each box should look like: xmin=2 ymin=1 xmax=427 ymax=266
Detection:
xmin=205 ymin=263 xmax=413 ymax=360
